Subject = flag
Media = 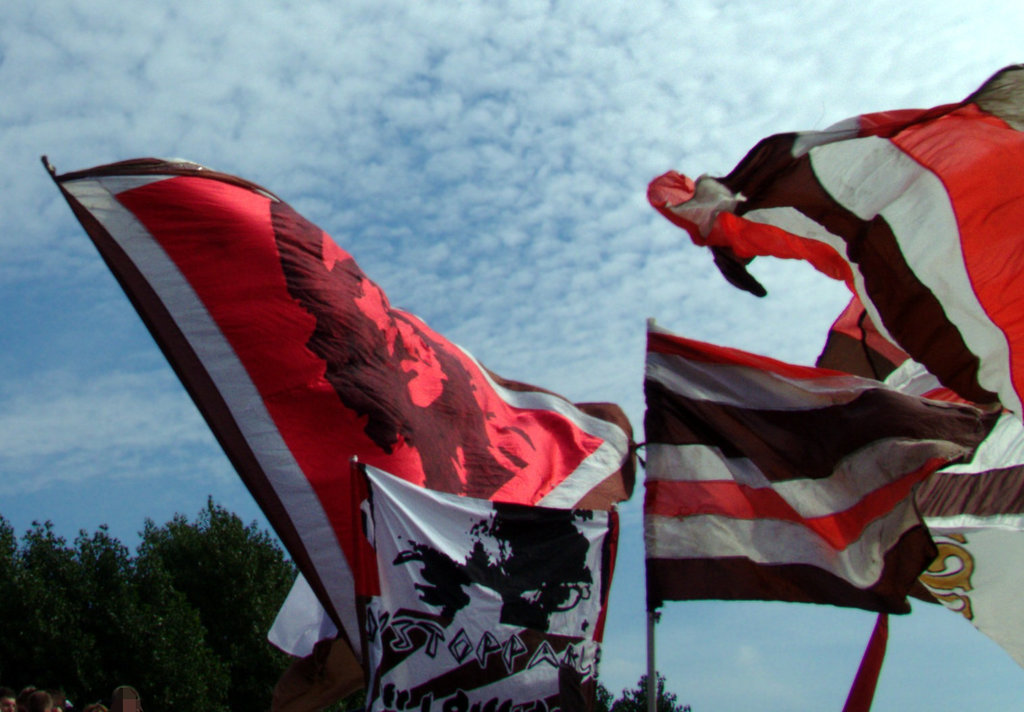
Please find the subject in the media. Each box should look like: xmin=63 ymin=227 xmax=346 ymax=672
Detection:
xmin=648 ymin=64 xmax=1024 ymax=414
xmin=816 ymin=297 xmax=907 ymax=383
xmin=819 ymin=305 xmax=1024 ymax=668
xmin=271 ymin=637 xmax=364 ymax=712
xmin=643 ymin=322 xmax=993 ymax=613
xmin=882 ymin=361 xmax=1024 ymax=667
xmin=49 ymin=157 xmax=635 ymax=663
xmin=916 ymin=438 xmax=1024 ymax=668
xmin=360 ymin=463 xmax=615 ymax=712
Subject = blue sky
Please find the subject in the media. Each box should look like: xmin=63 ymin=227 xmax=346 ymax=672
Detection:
xmin=2 ymin=1 xmax=1023 ymax=709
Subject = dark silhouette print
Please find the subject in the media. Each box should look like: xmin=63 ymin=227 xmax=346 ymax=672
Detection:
xmin=394 ymin=503 xmax=596 ymax=632
xmin=272 ymin=201 xmax=551 ymax=498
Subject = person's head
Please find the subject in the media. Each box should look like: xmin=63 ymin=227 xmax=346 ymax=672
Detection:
xmin=0 ymin=687 xmax=16 ymax=712
xmin=82 ymin=704 xmax=108 ymax=712
xmin=16 ymin=687 xmax=36 ymax=710
xmin=26 ymin=691 xmax=52 ymax=712
xmin=110 ymin=686 xmax=141 ymax=712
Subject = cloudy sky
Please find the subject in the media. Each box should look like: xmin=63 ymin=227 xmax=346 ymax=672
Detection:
xmin=3 ymin=1 xmax=1023 ymax=709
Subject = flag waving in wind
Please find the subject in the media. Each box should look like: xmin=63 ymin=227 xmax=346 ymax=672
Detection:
xmin=817 ymin=301 xmax=1024 ymax=669
xmin=649 ymin=65 xmax=1024 ymax=415
xmin=359 ymin=463 xmax=616 ymax=712
xmin=49 ymin=158 xmax=635 ymax=664
xmin=643 ymin=322 xmax=994 ymax=613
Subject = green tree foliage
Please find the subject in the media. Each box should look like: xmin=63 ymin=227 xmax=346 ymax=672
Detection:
xmin=597 ymin=674 xmax=692 ymax=712
xmin=136 ymin=499 xmax=295 ymax=711
xmin=0 ymin=502 xmax=295 ymax=712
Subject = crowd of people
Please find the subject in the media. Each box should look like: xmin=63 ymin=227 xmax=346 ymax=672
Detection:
xmin=0 ymin=685 xmax=141 ymax=712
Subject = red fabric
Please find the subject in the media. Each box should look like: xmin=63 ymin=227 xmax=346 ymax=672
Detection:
xmin=649 ymin=328 xmax=851 ymax=380
xmin=116 ymin=176 xmax=608 ymax=502
xmin=644 ymin=324 xmax=993 ymax=613
xmin=646 ymin=465 xmax=943 ymax=551
xmin=827 ymin=298 xmax=910 ymax=369
xmin=648 ymin=69 xmax=1024 ymax=412
xmin=647 ymin=171 xmax=855 ymax=285
xmin=647 ymin=171 xmax=698 ymax=239
xmin=890 ymin=104 xmax=1024 ymax=410
xmin=56 ymin=159 xmax=634 ymax=651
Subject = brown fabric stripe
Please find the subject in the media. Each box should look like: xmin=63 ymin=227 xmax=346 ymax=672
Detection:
xmin=848 ymin=212 xmax=997 ymax=405
xmin=645 ymin=525 xmax=936 ymax=614
xmin=816 ymin=330 xmax=901 ymax=381
xmin=720 ymin=132 xmax=804 ymax=196
xmin=644 ymin=379 xmax=991 ymax=483
xmin=917 ymin=466 xmax=1024 ymax=518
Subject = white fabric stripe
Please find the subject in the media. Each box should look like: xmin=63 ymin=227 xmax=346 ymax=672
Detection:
xmin=88 ymin=175 xmax=171 ymax=194
xmin=937 ymin=411 xmax=1024 ymax=473
xmin=810 ymin=136 xmax=924 ymax=221
xmin=645 ymin=350 xmax=872 ymax=411
xmin=646 ymin=438 xmax=968 ymax=519
xmin=450 ymin=347 xmax=630 ymax=509
xmin=645 ymin=443 xmax=771 ymax=488
xmin=741 ymin=205 xmax=850 ymax=258
xmin=883 ymin=359 xmax=943 ymax=397
xmin=790 ymin=116 xmax=862 ymax=157
xmin=668 ymin=176 xmax=741 ymax=238
xmin=536 ymin=437 xmax=627 ymax=508
xmin=926 ymin=513 xmax=1024 ymax=532
xmin=810 ymin=136 xmax=1019 ymax=414
xmin=268 ymin=573 xmax=339 ymax=657
xmin=644 ymin=504 xmax=921 ymax=588
xmin=64 ymin=176 xmax=364 ymax=658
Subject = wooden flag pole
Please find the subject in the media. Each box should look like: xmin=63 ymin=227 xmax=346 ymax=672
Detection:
xmin=646 ymin=610 xmax=658 ymax=712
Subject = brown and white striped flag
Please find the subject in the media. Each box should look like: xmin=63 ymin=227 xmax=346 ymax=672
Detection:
xmin=643 ymin=322 xmax=994 ymax=613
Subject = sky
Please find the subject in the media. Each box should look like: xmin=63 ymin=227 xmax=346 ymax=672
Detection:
xmin=2 ymin=1 xmax=1023 ymax=709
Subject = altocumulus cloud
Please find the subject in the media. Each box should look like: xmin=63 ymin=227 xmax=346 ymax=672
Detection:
xmin=0 ymin=371 xmax=217 ymax=496
xmin=4 ymin=0 xmax=1024 ymax=709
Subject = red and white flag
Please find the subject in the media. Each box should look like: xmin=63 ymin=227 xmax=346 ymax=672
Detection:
xmin=649 ymin=64 xmax=1024 ymax=415
xmin=51 ymin=158 xmax=634 ymax=662
xmin=643 ymin=322 xmax=993 ymax=613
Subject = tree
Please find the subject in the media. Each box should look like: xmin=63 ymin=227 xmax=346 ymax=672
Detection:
xmin=136 ymin=499 xmax=296 ymax=711
xmin=0 ymin=502 xmax=296 ymax=712
xmin=0 ymin=518 xmax=223 ymax=710
xmin=598 ymin=674 xmax=692 ymax=712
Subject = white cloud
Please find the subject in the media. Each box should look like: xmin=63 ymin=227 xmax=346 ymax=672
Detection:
xmin=0 ymin=370 xmax=217 ymax=495
xmin=4 ymin=0 xmax=1024 ymax=707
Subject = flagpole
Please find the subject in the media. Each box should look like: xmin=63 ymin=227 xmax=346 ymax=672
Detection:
xmin=646 ymin=610 xmax=658 ymax=712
